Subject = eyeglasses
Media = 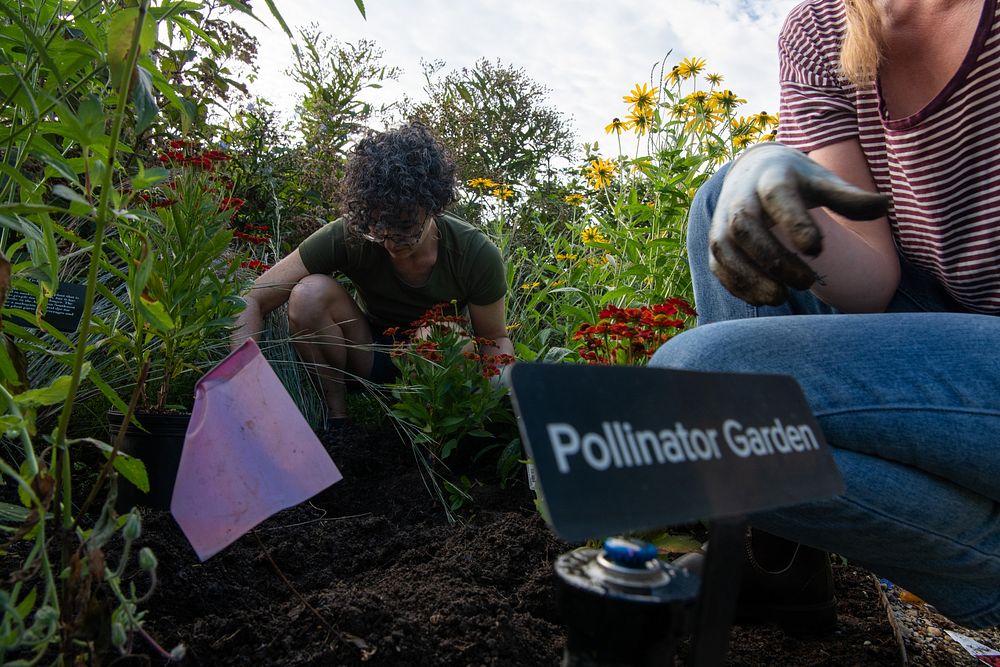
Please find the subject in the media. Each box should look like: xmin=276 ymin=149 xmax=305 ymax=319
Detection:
xmin=359 ymin=212 xmax=428 ymax=248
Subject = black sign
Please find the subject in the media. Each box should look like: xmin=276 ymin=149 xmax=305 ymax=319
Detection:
xmin=507 ymin=363 xmax=843 ymax=542
xmin=4 ymin=283 xmax=86 ymax=334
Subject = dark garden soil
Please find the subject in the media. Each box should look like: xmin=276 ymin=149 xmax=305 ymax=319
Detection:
xmin=126 ymin=424 xmax=906 ymax=666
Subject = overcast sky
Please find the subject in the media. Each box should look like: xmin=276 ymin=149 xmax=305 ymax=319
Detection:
xmin=237 ymin=0 xmax=802 ymax=150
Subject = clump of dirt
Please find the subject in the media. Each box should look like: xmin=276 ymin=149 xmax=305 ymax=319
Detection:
xmin=126 ymin=425 xmax=904 ymax=665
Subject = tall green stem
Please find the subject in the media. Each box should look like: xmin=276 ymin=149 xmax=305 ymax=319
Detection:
xmin=53 ymin=1 xmax=149 ymax=527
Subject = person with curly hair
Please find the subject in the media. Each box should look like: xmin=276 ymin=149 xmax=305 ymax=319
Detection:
xmin=233 ymin=122 xmax=513 ymax=426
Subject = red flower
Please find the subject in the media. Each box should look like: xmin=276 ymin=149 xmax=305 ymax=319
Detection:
xmin=220 ymin=197 xmax=245 ymax=212
xmin=240 ymin=259 xmax=271 ymax=272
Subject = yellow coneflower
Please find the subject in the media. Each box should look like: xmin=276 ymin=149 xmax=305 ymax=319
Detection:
xmin=676 ymin=57 xmax=707 ymax=80
xmin=623 ymin=83 xmax=658 ymax=113
xmin=491 ymin=186 xmax=514 ymax=200
xmin=581 ymin=226 xmax=608 ymax=244
xmin=666 ymin=65 xmax=683 ymax=86
xmin=626 ymin=109 xmax=654 ymax=136
xmin=564 ymin=193 xmax=585 ymax=206
xmin=709 ymin=89 xmax=746 ymax=114
xmin=751 ymin=111 xmax=779 ymax=130
xmin=467 ymin=177 xmax=497 ymax=189
xmin=584 ymin=159 xmax=617 ymax=189
xmin=605 ymin=117 xmax=629 ymax=135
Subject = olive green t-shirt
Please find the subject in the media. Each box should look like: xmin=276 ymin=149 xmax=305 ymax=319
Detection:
xmin=297 ymin=213 xmax=507 ymax=333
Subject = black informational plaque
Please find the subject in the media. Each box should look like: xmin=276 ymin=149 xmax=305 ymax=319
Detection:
xmin=507 ymin=363 xmax=843 ymax=542
xmin=4 ymin=283 xmax=86 ymax=334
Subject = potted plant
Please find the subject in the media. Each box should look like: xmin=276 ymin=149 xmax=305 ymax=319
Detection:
xmin=98 ymin=141 xmax=249 ymax=509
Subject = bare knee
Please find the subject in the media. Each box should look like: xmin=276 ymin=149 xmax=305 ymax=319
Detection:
xmin=287 ymin=274 xmax=347 ymax=333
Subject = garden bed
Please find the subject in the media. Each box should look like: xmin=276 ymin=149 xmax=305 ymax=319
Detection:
xmin=132 ymin=425 xmax=906 ymax=665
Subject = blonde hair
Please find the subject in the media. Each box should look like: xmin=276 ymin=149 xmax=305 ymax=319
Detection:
xmin=840 ymin=0 xmax=885 ymax=85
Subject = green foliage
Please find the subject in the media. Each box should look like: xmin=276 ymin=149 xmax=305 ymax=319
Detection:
xmin=287 ymin=27 xmax=402 ymax=221
xmin=410 ymin=58 xmax=576 ymax=189
xmin=386 ymin=303 xmax=517 ymax=462
xmin=97 ymin=143 xmax=248 ymax=411
xmin=0 ymin=0 xmax=284 ymax=663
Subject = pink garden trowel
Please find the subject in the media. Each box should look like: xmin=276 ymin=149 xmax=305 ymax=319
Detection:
xmin=171 ymin=338 xmax=342 ymax=560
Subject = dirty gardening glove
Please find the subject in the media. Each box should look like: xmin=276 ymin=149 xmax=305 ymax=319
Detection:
xmin=709 ymin=142 xmax=890 ymax=306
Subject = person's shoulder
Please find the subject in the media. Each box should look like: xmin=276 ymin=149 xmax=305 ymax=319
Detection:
xmin=438 ymin=212 xmax=494 ymax=247
xmin=782 ymin=0 xmax=845 ymax=36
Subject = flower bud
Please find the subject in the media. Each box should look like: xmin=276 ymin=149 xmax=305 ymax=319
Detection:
xmin=123 ymin=512 xmax=142 ymax=541
xmin=111 ymin=622 xmax=127 ymax=648
xmin=138 ymin=547 xmax=157 ymax=572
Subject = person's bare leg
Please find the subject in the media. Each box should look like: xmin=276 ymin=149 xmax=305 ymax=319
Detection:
xmin=287 ymin=274 xmax=374 ymax=419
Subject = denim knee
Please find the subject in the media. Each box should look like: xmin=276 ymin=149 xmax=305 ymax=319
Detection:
xmin=649 ymin=320 xmax=761 ymax=374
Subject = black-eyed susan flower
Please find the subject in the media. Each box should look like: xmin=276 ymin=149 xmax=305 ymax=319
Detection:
xmin=584 ymin=158 xmax=617 ymax=189
xmin=706 ymin=72 xmax=724 ymax=86
xmin=709 ymin=89 xmax=746 ymax=114
xmin=751 ymin=111 xmax=779 ymax=130
xmin=564 ymin=193 xmax=585 ymax=206
xmin=468 ymin=177 xmax=497 ymax=189
xmin=520 ymin=281 xmax=542 ymax=290
xmin=587 ymin=254 xmax=609 ymax=266
xmin=555 ymin=252 xmax=579 ymax=261
xmin=665 ymin=65 xmax=683 ymax=86
xmin=684 ymin=90 xmax=710 ymax=108
xmin=605 ymin=117 xmax=629 ymax=135
xmin=676 ymin=57 xmax=707 ymax=80
xmin=626 ymin=109 xmax=654 ymax=136
xmin=623 ymin=83 xmax=658 ymax=113
xmin=669 ymin=102 xmax=689 ymax=120
xmin=491 ymin=186 xmax=514 ymax=200
xmin=733 ymin=134 xmax=755 ymax=150
xmin=581 ymin=226 xmax=609 ymax=244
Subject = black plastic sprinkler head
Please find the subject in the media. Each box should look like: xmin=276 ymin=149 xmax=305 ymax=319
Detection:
xmin=554 ymin=537 xmax=699 ymax=667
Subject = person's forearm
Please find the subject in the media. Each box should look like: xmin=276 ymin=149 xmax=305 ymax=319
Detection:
xmin=792 ymin=209 xmax=900 ymax=312
xmin=480 ymin=335 xmax=515 ymax=360
xmin=231 ymin=298 xmax=265 ymax=350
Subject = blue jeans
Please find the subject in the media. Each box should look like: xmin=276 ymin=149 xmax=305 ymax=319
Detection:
xmin=649 ymin=164 xmax=1000 ymax=628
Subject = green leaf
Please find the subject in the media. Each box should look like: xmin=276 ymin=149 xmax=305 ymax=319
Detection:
xmin=51 ymin=184 xmax=91 ymax=209
xmin=14 ymin=374 xmax=76 ymax=408
xmin=132 ymin=65 xmax=158 ymax=133
xmin=137 ymin=294 xmax=175 ymax=333
xmin=14 ymin=587 xmax=37 ymax=619
xmin=108 ymin=7 xmax=154 ymax=89
xmin=76 ymin=438 xmax=150 ymax=493
xmin=130 ymin=164 xmax=169 ymax=190
xmin=353 ymin=0 xmax=367 ymax=18
xmin=109 ymin=451 xmax=149 ymax=493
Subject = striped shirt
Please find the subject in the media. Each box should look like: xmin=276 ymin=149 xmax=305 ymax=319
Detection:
xmin=777 ymin=0 xmax=1000 ymax=314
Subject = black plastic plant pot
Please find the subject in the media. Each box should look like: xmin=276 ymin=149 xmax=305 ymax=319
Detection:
xmin=108 ymin=411 xmax=190 ymax=513
xmin=555 ymin=538 xmax=700 ymax=667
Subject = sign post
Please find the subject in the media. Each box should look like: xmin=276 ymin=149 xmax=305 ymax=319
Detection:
xmin=507 ymin=362 xmax=844 ymax=666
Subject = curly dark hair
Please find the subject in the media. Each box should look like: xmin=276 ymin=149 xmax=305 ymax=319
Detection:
xmin=340 ymin=122 xmax=457 ymax=236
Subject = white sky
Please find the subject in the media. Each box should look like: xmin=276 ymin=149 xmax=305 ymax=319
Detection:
xmin=237 ymin=0 xmax=801 ymax=151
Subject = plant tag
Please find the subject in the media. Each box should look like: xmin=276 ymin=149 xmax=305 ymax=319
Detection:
xmin=5 ymin=282 xmax=86 ymax=333
xmin=946 ymin=631 xmax=1000 ymax=666
xmin=526 ymin=462 xmax=537 ymax=491
xmin=506 ymin=363 xmax=843 ymax=541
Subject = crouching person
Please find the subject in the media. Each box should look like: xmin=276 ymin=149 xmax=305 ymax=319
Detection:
xmin=652 ymin=0 xmax=1000 ymax=631
xmin=232 ymin=122 xmax=514 ymax=429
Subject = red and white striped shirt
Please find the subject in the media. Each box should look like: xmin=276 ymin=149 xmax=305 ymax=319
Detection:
xmin=778 ymin=0 xmax=1000 ymax=314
